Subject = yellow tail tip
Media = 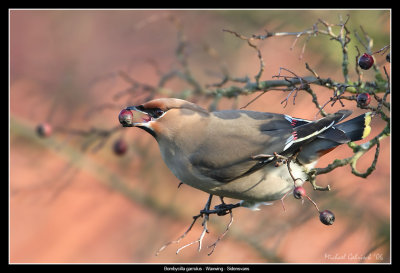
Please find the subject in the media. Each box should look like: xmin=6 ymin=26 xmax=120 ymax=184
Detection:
xmin=362 ymin=112 xmax=372 ymax=139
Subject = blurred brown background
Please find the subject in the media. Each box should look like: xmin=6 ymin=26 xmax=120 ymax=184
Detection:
xmin=10 ymin=9 xmax=390 ymax=263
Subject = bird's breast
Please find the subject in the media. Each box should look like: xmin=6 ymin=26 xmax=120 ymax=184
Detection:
xmin=157 ymin=140 xmax=222 ymax=191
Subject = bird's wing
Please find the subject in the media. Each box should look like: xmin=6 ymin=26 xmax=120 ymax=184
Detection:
xmin=189 ymin=109 xmax=351 ymax=183
xmin=188 ymin=110 xmax=293 ymax=183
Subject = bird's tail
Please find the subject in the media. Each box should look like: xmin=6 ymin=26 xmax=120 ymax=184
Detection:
xmin=334 ymin=111 xmax=372 ymax=142
xmin=297 ymin=112 xmax=372 ymax=164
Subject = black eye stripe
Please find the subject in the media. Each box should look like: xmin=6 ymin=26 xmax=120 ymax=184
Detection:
xmin=147 ymin=108 xmax=164 ymax=118
xmin=135 ymin=105 xmax=165 ymax=118
xmin=136 ymin=105 xmax=145 ymax=111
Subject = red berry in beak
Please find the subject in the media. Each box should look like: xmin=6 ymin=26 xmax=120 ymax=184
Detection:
xmin=357 ymin=93 xmax=371 ymax=107
xmin=118 ymin=109 xmax=134 ymax=127
xmin=358 ymin=53 xmax=374 ymax=70
xmin=36 ymin=122 xmax=52 ymax=138
xmin=319 ymin=210 xmax=335 ymax=225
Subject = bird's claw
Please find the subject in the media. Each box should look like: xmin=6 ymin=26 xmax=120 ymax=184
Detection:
xmin=213 ymin=203 xmax=241 ymax=216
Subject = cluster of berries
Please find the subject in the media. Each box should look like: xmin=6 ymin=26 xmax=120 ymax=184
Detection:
xmin=355 ymin=50 xmax=390 ymax=108
xmin=356 ymin=53 xmax=373 ymax=108
xmin=291 ymin=186 xmax=335 ymax=226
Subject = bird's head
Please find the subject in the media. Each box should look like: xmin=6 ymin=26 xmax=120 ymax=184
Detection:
xmin=125 ymin=98 xmax=209 ymax=139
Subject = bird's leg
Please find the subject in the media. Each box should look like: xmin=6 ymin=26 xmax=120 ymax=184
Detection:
xmin=206 ymin=196 xmax=241 ymax=216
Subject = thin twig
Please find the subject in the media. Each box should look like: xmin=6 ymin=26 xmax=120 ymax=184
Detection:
xmin=208 ymin=210 xmax=234 ymax=256
xmin=156 ymin=194 xmax=241 ymax=255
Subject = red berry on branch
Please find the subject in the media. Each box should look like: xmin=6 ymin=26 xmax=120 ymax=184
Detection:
xmin=358 ymin=53 xmax=374 ymax=70
xmin=113 ymin=138 xmax=128 ymax=156
xmin=293 ymin=186 xmax=306 ymax=199
xmin=36 ymin=123 xmax=52 ymax=138
xmin=357 ymin=93 xmax=371 ymax=107
xmin=319 ymin=210 xmax=335 ymax=225
xmin=118 ymin=109 xmax=134 ymax=127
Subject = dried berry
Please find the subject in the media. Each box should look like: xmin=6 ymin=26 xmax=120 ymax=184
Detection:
xmin=358 ymin=53 xmax=374 ymax=70
xmin=118 ymin=109 xmax=134 ymax=127
xmin=113 ymin=138 xmax=128 ymax=156
xmin=319 ymin=210 xmax=335 ymax=225
xmin=293 ymin=186 xmax=306 ymax=199
xmin=36 ymin=122 xmax=52 ymax=138
xmin=357 ymin=93 xmax=371 ymax=107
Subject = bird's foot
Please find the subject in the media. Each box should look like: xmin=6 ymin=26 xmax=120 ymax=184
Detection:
xmin=202 ymin=202 xmax=241 ymax=216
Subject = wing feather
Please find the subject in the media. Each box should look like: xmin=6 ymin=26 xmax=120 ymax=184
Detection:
xmin=189 ymin=109 xmax=352 ymax=183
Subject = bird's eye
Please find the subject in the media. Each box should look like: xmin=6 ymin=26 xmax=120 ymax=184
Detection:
xmin=152 ymin=108 xmax=164 ymax=119
xmin=136 ymin=105 xmax=145 ymax=111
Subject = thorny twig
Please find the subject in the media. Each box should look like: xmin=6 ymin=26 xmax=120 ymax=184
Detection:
xmin=156 ymin=195 xmax=241 ymax=256
xmin=272 ymin=67 xmax=310 ymax=107
xmin=222 ymin=29 xmax=265 ymax=87
xmin=206 ymin=197 xmax=236 ymax=256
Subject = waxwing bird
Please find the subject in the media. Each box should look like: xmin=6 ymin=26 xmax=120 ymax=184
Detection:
xmin=124 ymin=98 xmax=372 ymax=208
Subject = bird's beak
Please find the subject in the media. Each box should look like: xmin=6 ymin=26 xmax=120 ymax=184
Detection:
xmin=125 ymin=106 xmax=148 ymax=127
xmin=124 ymin=106 xmax=157 ymax=138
